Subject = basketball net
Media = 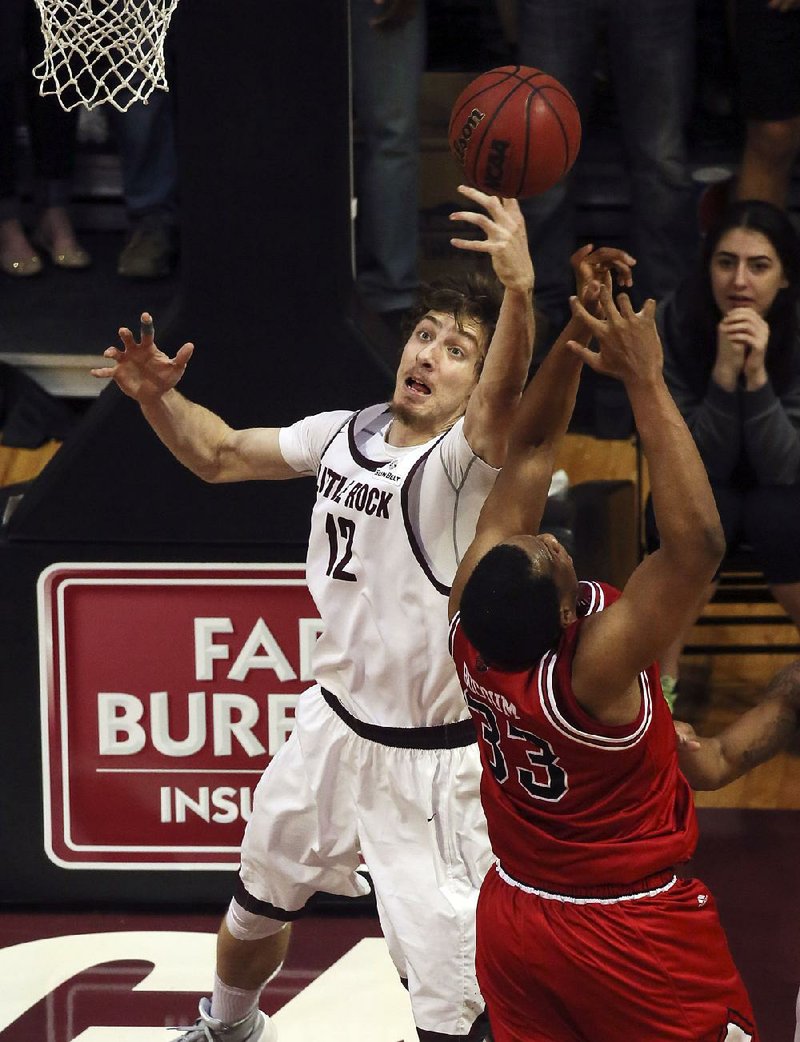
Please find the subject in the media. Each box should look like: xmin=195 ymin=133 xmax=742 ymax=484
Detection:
xmin=32 ymin=0 xmax=181 ymax=112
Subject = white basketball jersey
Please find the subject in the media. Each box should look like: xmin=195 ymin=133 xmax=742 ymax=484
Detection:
xmin=279 ymin=403 xmax=499 ymax=726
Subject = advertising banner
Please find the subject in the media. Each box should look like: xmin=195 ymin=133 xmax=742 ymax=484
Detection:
xmin=38 ymin=563 xmax=319 ymax=870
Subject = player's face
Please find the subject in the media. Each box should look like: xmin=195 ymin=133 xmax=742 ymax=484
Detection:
xmin=390 ymin=310 xmax=486 ymax=440
xmin=710 ymin=228 xmax=789 ymax=317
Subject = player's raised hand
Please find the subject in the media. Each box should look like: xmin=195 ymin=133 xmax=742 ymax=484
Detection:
xmin=90 ymin=312 xmax=194 ymax=403
xmin=567 ymin=287 xmax=663 ymax=385
xmin=570 ymin=244 xmax=636 ymax=313
xmin=448 ymin=184 xmax=534 ymax=295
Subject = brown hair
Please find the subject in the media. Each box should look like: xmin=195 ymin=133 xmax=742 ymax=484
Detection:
xmin=403 ymin=271 xmax=504 ymax=371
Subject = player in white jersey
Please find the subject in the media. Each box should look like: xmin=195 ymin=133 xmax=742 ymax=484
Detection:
xmin=288 ymin=399 xmax=500 ymax=727
xmin=93 ymin=185 xmax=634 ymax=1042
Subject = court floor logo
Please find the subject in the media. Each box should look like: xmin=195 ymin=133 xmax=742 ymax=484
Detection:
xmin=37 ymin=563 xmax=321 ymax=870
xmin=0 ymin=932 xmax=417 ymax=1041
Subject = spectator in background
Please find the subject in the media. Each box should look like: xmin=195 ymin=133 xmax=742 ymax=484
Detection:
xmin=517 ymin=0 xmax=697 ymax=339
xmin=350 ymin=0 xmax=425 ymax=343
xmin=733 ymin=0 xmax=800 ymax=207
xmin=111 ymin=91 xmax=179 ymax=279
xmin=0 ymin=0 xmax=90 ymax=277
xmin=648 ymin=199 xmax=800 ymax=704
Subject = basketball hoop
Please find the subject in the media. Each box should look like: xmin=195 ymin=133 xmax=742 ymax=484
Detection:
xmin=32 ymin=0 xmax=181 ymax=112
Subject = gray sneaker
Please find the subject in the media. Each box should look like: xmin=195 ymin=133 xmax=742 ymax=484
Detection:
xmin=117 ymin=215 xmax=175 ymax=278
xmin=174 ymin=997 xmax=277 ymax=1042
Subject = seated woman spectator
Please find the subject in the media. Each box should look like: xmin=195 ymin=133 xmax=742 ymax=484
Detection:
xmin=0 ymin=0 xmax=90 ymax=276
xmin=647 ymin=199 xmax=800 ymax=704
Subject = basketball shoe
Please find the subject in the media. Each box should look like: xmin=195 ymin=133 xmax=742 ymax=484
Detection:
xmin=175 ymin=997 xmax=277 ymax=1041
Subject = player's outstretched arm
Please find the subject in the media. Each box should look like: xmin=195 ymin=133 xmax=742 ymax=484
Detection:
xmin=448 ymin=248 xmax=636 ymax=619
xmin=676 ymin=661 xmax=800 ymax=790
xmin=91 ymin=313 xmax=298 ymax=483
xmin=449 ymin=309 xmax=590 ymax=618
xmin=450 ymin=185 xmax=534 ymax=466
xmin=569 ymin=290 xmax=725 ymax=713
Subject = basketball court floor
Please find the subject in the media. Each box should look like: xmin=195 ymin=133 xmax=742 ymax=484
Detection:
xmin=1 ymin=805 xmax=799 ymax=1042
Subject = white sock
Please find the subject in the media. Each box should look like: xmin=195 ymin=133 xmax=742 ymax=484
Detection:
xmin=210 ymin=973 xmax=264 ymax=1024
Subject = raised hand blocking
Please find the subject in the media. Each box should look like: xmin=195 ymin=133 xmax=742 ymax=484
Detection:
xmin=90 ymin=311 xmax=195 ymax=404
xmin=570 ymin=243 xmax=636 ymax=314
xmin=566 ymin=287 xmax=664 ymax=385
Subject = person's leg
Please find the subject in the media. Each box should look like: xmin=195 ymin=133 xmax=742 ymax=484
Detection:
xmin=112 ymin=93 xmax=179 ymax=219
xmin=737 ymin=117 xmax=800 ymax=207
xmin=216 ymin=916 xmax=291 ymax=993
xmin=357 ymin=740 xmax=494 ymax=1041
xmin=608 ymin=0 xmax=696 ymax=308
xmin=0 ymin=0 xmax=23 ymax=208
xmin=744 ymin=485 xmax=800 ymax=635
xmin=177 ymin=689 xmax=366 ymax=1041
xmin=0 ymin=0 xmax=41 ymax=275
xmin=350 ymin=0 xmax=425 ymax=317
xmin=0 ymin=78 xmax=41 ymax=275
xmin=516 ymin=0 xmax=598 ymax=338
xmin=733 ymin=0 xmax=800 ymax=207
xmin=175 ymin=911 xmax=290 ymax=1042
xmin=111 ymin=91 xmax=179 ymax=277
xmin=22 ymin=0 xmax=89 ymax=267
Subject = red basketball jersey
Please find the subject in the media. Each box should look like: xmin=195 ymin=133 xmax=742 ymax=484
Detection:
xmin=450 ymin=580 xmax=698 ymax=888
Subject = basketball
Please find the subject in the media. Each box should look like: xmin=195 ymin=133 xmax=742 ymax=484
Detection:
xmin=448 ymin=65 xmax=581 ymax=199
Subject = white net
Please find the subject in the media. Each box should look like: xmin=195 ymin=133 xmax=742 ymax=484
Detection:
xmin=32 ymin=0 xmax=181 ymax=112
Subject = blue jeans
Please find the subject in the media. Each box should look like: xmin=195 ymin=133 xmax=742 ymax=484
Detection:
xmin=111 ymin=92 xmax=178 ymax=222
xmin=518 ymin=0 xmax=697 ymax=328
xmin=350 ymin=0 xmax=426 ymax=313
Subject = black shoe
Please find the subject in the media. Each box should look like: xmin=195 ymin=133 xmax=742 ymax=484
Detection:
xmin=118 ymin=215 xmax=176 ymax=278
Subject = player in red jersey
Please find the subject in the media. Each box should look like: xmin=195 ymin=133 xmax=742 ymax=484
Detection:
xmin=448 ymin=283 xmax=760 ymax=1041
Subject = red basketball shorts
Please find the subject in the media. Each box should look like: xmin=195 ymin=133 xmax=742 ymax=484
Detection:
xmin=476 ymin=863 xmax=758 ymax=1042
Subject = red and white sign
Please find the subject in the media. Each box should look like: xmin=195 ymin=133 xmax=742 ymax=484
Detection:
xmin=38 ymin=563 xmax=319 ymax=870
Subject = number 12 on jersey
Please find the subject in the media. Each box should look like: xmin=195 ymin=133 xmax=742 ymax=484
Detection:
xmin=325 ymin=512 xmax=358 ymax=582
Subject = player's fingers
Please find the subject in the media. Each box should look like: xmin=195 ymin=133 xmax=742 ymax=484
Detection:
xmin=456 ymin=183 xmax=503 ymax=210
xmin=570 ymin=243 xmax=594 ymax=265
xmin=140 ymin=312 xmax=155 ymax=346
xmin=90 ymin=366 xmax=117 ymax=378
xmin=582 ymin=280 xmax=602 ymax=306
xmin=588 ymin=246 xmax=636 ymax=267
xmin=103 ymin=346 xmax=123 ymax=360
xmin=449 ymin=209 xmax=494 ymax=233
xmin=450 ymin=237 xmax=490 ymax=253
xmin=585 ymin=248 xmax=635 ymax=284
xmin=673 ymin=720 xmax=701 ymax=749
xmin=118 ymin=326 xmax=136 ymax=350
xmin=614 ymin=291 xmax=636 ymax=320
xmin=640 ymin=297 xmax=657 ymax=321
xmin=569 ymin=294 xmax=605 ymax=331
xmin=566 ymin=340 xmax=602 ymax=369
xmin=499 ymin=195 xmax=522 ymax=216
xmin=594 ymin=283 xmax=623 ymax=322
xmin=173 ymin=342 xmax=195 ymax=366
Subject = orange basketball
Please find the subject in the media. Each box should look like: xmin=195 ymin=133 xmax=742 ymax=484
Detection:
xmin=448 ymin=65 xmax=581 ymax=198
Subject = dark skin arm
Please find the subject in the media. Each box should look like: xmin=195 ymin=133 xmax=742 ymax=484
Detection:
xmin=567 ymin=291 xmax=725 ymax=725
xmin=675 ymin=661 xmax=800 ymax=789
xmin=449 ymin=248 xmax=635 ymax=615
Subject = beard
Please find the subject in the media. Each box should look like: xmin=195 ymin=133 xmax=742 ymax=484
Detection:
xmin=388 ymin=396 xmax=432 ymax=431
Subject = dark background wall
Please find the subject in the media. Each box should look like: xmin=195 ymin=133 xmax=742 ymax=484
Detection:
xmin=0 ymin=0 xmax=388 ymax=905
